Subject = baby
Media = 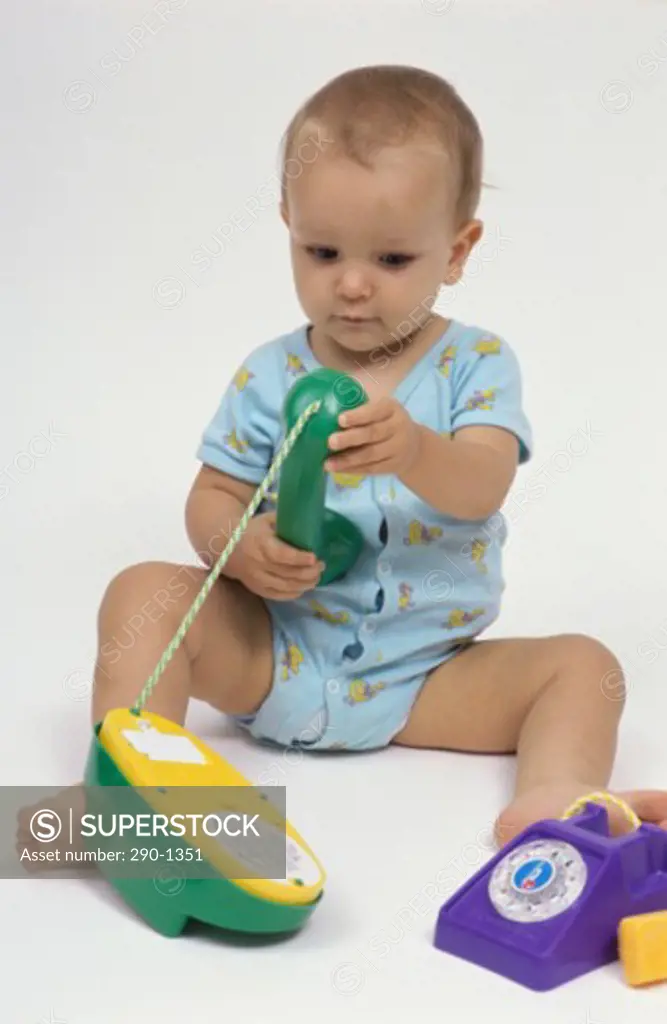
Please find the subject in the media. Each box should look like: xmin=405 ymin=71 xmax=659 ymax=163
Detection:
xmin=18 ymin=64 xmax=667 ymax=858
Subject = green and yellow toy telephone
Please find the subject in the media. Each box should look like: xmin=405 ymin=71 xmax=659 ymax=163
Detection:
xmin=83 ymin=368 xmax=368 ymax=936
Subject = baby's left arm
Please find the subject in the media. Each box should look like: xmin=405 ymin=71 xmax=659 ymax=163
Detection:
xmin=399 ymin=422 xmax=519 ymax=520
xmin=325 ymin=335 xmax=532 ymax=521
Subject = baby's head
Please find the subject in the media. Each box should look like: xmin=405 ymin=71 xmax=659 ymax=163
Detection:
xmin=280 ymin=65 xmax=484 ymax=355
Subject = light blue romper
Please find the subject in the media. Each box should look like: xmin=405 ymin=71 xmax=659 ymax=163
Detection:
xmin=196 ymin=320 xmax=532 ymax=751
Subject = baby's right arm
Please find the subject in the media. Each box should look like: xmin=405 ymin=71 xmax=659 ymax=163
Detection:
xmin=189 ymin=346 xmax=322 ymax=598
xmin=185 ymin=463 xmax=255 ymax=570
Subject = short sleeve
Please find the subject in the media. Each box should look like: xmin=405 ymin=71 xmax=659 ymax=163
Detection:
xmin=450 ymin=332 xmax=533 ymax=463
xmin=196 ymin=349 xmax=280 ymax=484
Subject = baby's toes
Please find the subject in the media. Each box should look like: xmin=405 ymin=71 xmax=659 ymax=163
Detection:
xmin=619 ymin=789 xmax=667 ymax=830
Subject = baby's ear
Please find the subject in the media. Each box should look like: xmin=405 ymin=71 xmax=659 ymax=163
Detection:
xmin=444 ymin=219 xmax=484 ymax=284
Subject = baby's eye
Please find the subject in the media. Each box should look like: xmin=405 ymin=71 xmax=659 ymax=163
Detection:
xmin=306 ymin=246 xmax=339 ymax=261
xmin=379 ymin=253 xmax=414 ymax=268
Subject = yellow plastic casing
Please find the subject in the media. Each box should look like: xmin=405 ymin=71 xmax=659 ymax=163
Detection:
xmin=97 ymin=709 xmax=326 ymax=906
xmin=619 ymin=910 xmax=667 ymax=986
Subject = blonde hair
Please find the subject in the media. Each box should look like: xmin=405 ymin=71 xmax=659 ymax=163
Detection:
xmin=280 ymin=64 xmax=484 ymax=226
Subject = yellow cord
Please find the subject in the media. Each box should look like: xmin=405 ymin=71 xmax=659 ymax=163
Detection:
xmin=561 ymin=791 xmax=641 ymax=831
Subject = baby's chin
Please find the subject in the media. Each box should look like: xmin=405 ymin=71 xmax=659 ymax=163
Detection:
xmin=326 ymin=315 xmax=387 ymax=350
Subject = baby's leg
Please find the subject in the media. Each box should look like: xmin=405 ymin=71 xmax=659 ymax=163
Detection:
xmin=393 ymin=634 xmax=667 ymax=845
xmin=17 ymin=560 xmax=274 ymax=862
xmin=89 ymin=560 xmax=273 ymax=724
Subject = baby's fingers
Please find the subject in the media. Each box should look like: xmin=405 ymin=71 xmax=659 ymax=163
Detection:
xmin=263 ymin=533 xmax=321 ymax=569
xmin=329 ymin=419 xmax=391 ymax=453
xmin=267 ymin=561 xmax=325 ymax=584
xmin=256 ymin=567 xmax=322 ymax=600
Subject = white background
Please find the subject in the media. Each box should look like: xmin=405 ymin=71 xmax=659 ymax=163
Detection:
xmin=2 ymin=0 xmax=667 ymax=1021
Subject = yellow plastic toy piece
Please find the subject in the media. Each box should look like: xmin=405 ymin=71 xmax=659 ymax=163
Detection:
xmin=619 ymin=910 xmax=667 ymax=986
xmin=98 ymin=709 xmax=326 ymax=907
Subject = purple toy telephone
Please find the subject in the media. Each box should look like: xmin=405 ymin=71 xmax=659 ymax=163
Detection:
xmin=434 ymin=794 xmax=667 ymax=990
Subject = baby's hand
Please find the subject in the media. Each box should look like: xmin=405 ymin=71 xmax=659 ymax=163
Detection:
xmin=325 ymin=397 xmax=421 ymax=477
xmin=227 ymin=511 xmax=325 ymax=601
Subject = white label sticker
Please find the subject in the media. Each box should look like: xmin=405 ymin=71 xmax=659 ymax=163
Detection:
xmin=121 ymin=726 xmax=207 ymax=764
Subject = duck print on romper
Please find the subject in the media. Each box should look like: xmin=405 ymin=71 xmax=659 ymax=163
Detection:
xmin=344 ymin=679 xmax=386 ymax=706
xmin=280 ymin=643 xmax=304 ymax=681
xmin=233 ymin=366 xmax=255 ymax=391
xmin=473 ymin=337 xmax=502 ymax=356
xmin=286 ymin=353 xmax=307 ymax=377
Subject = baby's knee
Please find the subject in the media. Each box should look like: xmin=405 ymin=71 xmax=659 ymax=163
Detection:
xmin=99 ymin=561 xmax=206 ymax=626
xmin=551 ymin=633 xmax=626 ymax=707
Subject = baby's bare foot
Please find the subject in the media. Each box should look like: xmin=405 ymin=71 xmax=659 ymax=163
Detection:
xmin=15 ymin=783 xmax=91 ymax=873
xmin=494 ymin=783 xmax=667 ymax=848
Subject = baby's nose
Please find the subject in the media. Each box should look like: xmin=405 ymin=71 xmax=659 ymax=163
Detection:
xmin=336 ymin=266 xmax=372 ymax=299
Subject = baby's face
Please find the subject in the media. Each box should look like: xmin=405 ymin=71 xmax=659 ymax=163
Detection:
xmin=283 ymin=141 xmax=476 ymax=353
